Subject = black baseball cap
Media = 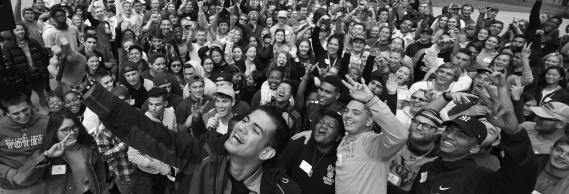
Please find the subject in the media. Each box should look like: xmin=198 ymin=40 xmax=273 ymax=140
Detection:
xmin=442 ymin=115 xmax=488 ymax=144
xmin=213 ymin=72 xmax=234 ymax=84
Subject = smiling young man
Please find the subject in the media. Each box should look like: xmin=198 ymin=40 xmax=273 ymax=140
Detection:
xmin=201 ymin=86 xmax=236 ymax=136
xmin=303 ymin=76 xmax=346 ymax=130
xmin=534 ymin=136 xmax=569 ymax=193
xmin=521 ymin=101 xmax=569 ymax=155
xmin=409 ymin=73 xmax=537 ymax=194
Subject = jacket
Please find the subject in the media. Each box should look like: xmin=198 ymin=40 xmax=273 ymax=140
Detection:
xmin=82 ymin=83 xmax=301 ymax=194
xmin=409 ymin=129 xmax=537 ymax=194
xmin=1 ymin=39 xmax=49 ymax=82
xmin=0 ymin=111 xmax=49 ymax=191
xmin=43 ymin=144 xmax=107 ymax=194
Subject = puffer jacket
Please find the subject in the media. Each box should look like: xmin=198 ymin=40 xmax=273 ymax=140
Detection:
xmin=1 ymin=38 xmax=50 ymax=81
xmin=82 ymin=83 xmax=301 ymax=194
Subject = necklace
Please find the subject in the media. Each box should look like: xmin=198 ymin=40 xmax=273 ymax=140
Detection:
xmin=309 ymin=146 xmax=326 ymax=177
xmin=401 ymin=142 xmax=434 ymax=162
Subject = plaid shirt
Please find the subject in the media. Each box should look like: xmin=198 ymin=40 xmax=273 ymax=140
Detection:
xmin=94 ymin=127 xmax=136 ymax=182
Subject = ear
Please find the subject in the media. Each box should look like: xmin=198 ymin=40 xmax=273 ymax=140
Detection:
xmin=258 ymin=147 xmax=276 ymax=161
xmin=365 ymin=117 xmax=374 ymax=128
xmin=164 ymin=100 xmax=168 ymax=107
xmin=555 ymin=121 xmax=567 ymax=129
xmin=232 ymin=99 xmax=236 ymax=107
xmin=469 ymin=144 xmax=481 ymax=154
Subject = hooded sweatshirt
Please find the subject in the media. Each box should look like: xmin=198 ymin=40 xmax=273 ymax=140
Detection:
xmin=0 ymin=111 xmax=49 ymax=190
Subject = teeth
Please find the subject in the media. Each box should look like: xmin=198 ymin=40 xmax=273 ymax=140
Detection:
xmin=234 ymin=133 xmax=244 ymax=144
xmin=443 ymin=141 xmax=454 ymax=147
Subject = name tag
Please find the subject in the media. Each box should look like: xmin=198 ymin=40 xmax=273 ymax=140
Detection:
xmin=388 ymin=172 xmax=401 ymax=186
xmin=51 ymin=165 xmax=66 ymax=175
xmin=483 ymin=58 xmax=492 ymax=64
xmin=299 ymin=160 xmax=312 ymax=175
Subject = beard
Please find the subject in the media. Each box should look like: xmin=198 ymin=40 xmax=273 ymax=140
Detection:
xmin=56 ymin=21 xmax=69 ymax=30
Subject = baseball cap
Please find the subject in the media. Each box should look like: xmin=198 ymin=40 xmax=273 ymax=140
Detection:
xmin=322 ymin=75 xmax=342 ymax=89
xmin=442 ymin=115 xmax=488 ymax=144
xmin=320 ymin=111 xmax=345 ymax=134
xmin=152 ymin=72 xmax=171 ymax=86
xmin=187 ymin=75 xmax=204 ymax=87
xmin=414 ymin=109 xmax=443 ymax=127
xmin=488 ymin=7 xmax=499 ymax=12
xmin=213 ymin=72 xmax=234 ymax=84
xmin=530 ymin=101 xmax=569 ymax=123
xmin=449 ymin=3 xmax=461 ymax=9
xmin=352 ymin=34 xmax=366 ymax=44
xmin=278 ymin=10 xmax=288 ymax=18
xmin=214 ymin=86 xmax=235 ymax=102
xmin=122 ymin=61 xmax=138 ymax=74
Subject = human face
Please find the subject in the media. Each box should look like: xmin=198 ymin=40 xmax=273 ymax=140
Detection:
xmin=148 ymin=96 xmax=166 ymax=118
xmin=545 ymin=56 xmax=561 ymax=69
xmin=400 ymin=20 xmax=413 ymax=32
xmin=265 ymin=17 xmax=274 ymax=27
xmin=85 ymin=38 xmax=97 ymax=52
xmin=64 ymin=92 xmax=81 ymax=114
xmin=410 ymin=91 xmax=430 ymax=113
xmin=24 ymin=10 xmax=35 ymax=22
xmin=167 ymin=3 xmax=176 ymax=12
xmin=249 ymin=37 xmax=258 ymax=47
xmin=352 ymin=24 xmax=364 ymax=35
xmin=94 ymin=7 xmax=105 ymax=19
xmin=129 ymin=49 xmax=141 ymax=62
xmin=195 ymin=31 xmax=207 ymax=43
xmin=298 ymin=41 xmax=310 ymax=56
xmin=170 ymin=61 xmax=182 ymax=73
xmin=327 ymin=38 xmax=340 ymax=55
xmin=523 ymin=99 xmax=537 ymax=117
xmin=492 ymin=54 xmax=511 ymax=72
xmin=218 ymin=22 xmax=229 ymax=33
xmin=452 ymin=53 xmax=471 ymax=68
xmin=535 ymin=116 xmax=560 ymax=134
xmin=173 ymin=26 xmax=183 ymax=40
xmin=233 ymin=47 xmax=243 ymax=61
xmin=409 ymin=114 xmax=439 ymax=144
xmin=352 ymin=40 xmax=365 ymax=52
xmin=215 ymin=95 xmax=233 ymax=117
xmin=268 ymin=71 xmax=283 ymax=90
xmin=489 ymin=23 xmax=503 ymax=35
xmin=438 ymin=17 xmax=448 ymax=28
xmin=343 ymin=101 xmax=372 ymax=135
xmin=512 ymin=37 xmax=526 ymax=48
xmin=477 ymin=29 xmax=489 ymax=41
xmin=545 ymin=68 xmax=562 ymax=85
xmin=211 ymin=51 xmax=223 ymax=63
xmin=13 ymin=25 xmax=25 ymax=40
xmin=370 ymin=26 xmax=380 ymax=38
xmin=183 ymin=67 xmax=195 ymax=82
xmin=275 ymin=31 xmax=285 ymax=43
xmin=72 ymin=15 xmax=83 ymax=27
xmin=379 ymin=28 xmax=391 ymax=41
xmin=313 ymin=115 xmax=340 ymax=145
xmin=151 ymin=57 xmax=167 ymax=73
xmin=481 ymin=121 xmax=500 ymax=147
xmin=447 ymin=18 xmax=458 ymax=30
xmin=439 ymin=125 xmax=478 ymax=158
xmin=275 ymin=83 xmax=292 ymax=102
xmin=124 ymin=70 xmax=140 ymax=86
xmin=98 ymin=75 xmax=114 ymax=91
xmin=246 ymin=47 xmax=256 ymax=61
xmin=390 ymin=39 xmax=404 ymax=51
xmin=6 ymin=102 xmax=32 ymax=125
xmin=550 ymin=144 xmax=569 ymax=170
xmin=462 ymin=6 xmax=473 ymax=17
xmin=151 ymin=0 xmax=160 ymax=10
xmin=151 ymin=37 xmax=163 ymax=48
xmin=189 ymin=81 xmax=204 ymax=100
xmin=418 ymin=3 xmax=429 ymax=14
xmin=484 ymin=37 xmax=498 ymax=50
xmin=388 ymin=52 xmax=402 ymax=67
xmin=318 ymin=82 xmax=339 ymax=106
xmin=435 ymin=68 xmax=456 ymax=86
xmin=34 ymin=0 xmax=45 ymax=10
xmin=379 ymin=11 xmax=389 ymax=22
xmin=224 ymin=110 xmax=277 ymax=159
xmin=487 ymin=10 xmax=498 ymax=19
xmin=134 ymin=2 xmax=143 ymax=12
xmin=368 ymin=80 xmax=383 ymax=96
xmin=203 ymin=59 xmax=214 ymax=73
xmin=394 ymin=66 xmax=411 ymax=85
xmin=56 ymin=119 xmax=78 ymax=146
xmin=123 ymin=3 xmax=132 ymax=14
xmin=87 ymin=56 xmax=100 ymax=71
xmin=473 ymin=72 xmax=492 ymax=91
xmin=54 ymin=11 xmax=67 ymax=25
xmin=233 ymin=30 xmax=242 ymax=43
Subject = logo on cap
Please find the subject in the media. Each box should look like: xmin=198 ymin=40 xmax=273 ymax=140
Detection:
xmin=458 ymin=115 xmax=471 ymax=122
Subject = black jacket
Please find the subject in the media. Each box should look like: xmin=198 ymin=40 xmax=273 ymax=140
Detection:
xmin=82 ymin=83 xmax=301 ymax=194
xmin=409 ymin=129 xmax=537 ymax=194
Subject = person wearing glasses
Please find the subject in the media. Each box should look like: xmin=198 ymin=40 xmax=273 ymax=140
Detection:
xmin=396 ymin=89 xmax=432 ymax=130
xmin=41 ymin=111 xmax=107 ymax=194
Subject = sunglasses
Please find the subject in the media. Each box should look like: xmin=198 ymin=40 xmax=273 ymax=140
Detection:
xmin=411 ymin=96 xmax=429 ymax=103
xmin=171 ymin=64 xmax=182 ymax=67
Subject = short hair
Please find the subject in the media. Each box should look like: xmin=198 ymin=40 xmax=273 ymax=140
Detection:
xmin=128 ymin=45 xmax=143 ymax=53
xmin=456 ymin=48 xmax=472 ymax=57
xmin=490 ymin=20 xmax=504 ymax=27
xmin=84 ymin=34 xmax=98 ymax=42
xmin=148 ymin=87 xmax=168 ymax=101
xmin=255 ymin=106 xmax=289 ymax=155
xmin=93 ymin=69 xmax=112 ymax=82
xmin=513 ymin=34 xmax=527 ymax=41
xmin=0 ymin=92 xmax=30 ymax=112
xmin=84 ymin=26 xmax=97 ymax=33
xmin=461 ymin=3 xmax=473 ymax=10
xmin=550 ymin=16 xmax=562 ymax=25
xmin=183 ymin=63 xmax=194 ymax=70
xmin=148 ymin=53 xmax=166 ymax=64
xmin=437 ymin=62 xmax=461 ymax=81
xmin=554 ymin=135 xmax=569 ymax=149
xmin=150 ymin=30 xmax=164 ymax=40
xmin=22 ymin=7 xmax=34 ymax=15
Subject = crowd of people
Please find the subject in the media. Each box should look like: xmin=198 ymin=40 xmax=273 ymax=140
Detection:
xmin=1 ymin=0 xmax=569 ymax=193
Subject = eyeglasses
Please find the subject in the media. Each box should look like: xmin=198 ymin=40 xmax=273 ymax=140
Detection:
xmin=411 ymin=96 xmax=430 ymax=103
xmin=171 ymin=64 xmax=182 ymax=67
xmin=411 ymin=118 xmax=438 ymax=131
xmin=59 ymin=126 xmax=78 ymax=133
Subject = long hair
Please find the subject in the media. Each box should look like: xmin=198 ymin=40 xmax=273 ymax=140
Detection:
xmin=41 ymin=111 xmax=97 ymax=151
xmin=10 ymin=22 xmax=30 ymax=40
xmin=474 ymin=28 xmax=491 ymax=43
xmin=535 ymin=66 xmax=567 ymax=97
xmin=489 ymin=53 xmax=513 ymax=75
xmin=296 ymin=38 xmax=314 ymax=62
xmin=268 ymin=51 xmax=293 ymax=80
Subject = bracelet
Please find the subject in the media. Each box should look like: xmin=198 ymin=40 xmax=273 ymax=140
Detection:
xmin=365 ymin=96 xmax=375 ymax=104
xmin=442 ymin=92 xmax=452 ymax=102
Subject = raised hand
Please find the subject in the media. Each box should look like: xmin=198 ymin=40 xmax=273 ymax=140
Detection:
xmin=342 ymin=76 xmax=375 ymax=103
xmin=291 ymin=130 xmax=312 ymax=145
xmin=386 ymin=73 xmax=398 ymax=94
xmin=464 ymin=105 xmax=491 ymax=116
xmin=510 ymin=77 xmax=524 ymax=100
xmin=521 ymin=43 xmax=532 ymax=59
xmin=445 ymin=92 xmax=479 ymax=104
xmin=489 ymin=72 xmax=507 ymax=88
xmin=45 ymin=133 xmax=71 ymax=158
xmin=47 ymin=37 xmax=88 ymax=89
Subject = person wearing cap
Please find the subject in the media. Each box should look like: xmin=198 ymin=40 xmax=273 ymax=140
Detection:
xmin=201 ymin=86 xmax=236 ymax=136
xmin=405 ymin=28 xmax=433 ymax=59
xmin=521 ymin=101 xmax=569 ymax=155
xmin=270 ymin=10 xmax=293 ymax=40
xmin=140 ymin=72 xmax=183 ymax=111
xmin=279 ymin=111 xmax=345 ymax=194
xmin=389 ymin=108 xmax=442 ymax=192
xmin=141 ymin=53 xmax=184 ymax=96
xmin=409 ymin=73 xmax=537 ymax=194
xmin=120 ymin=61 xmax=153 ymax=109
xmin=343 ymin=32 xmax=373 ymax=71
xmin=42 ymin=5 xmax=80 ymax=50
xmin=176 ymin=74 xmax=215 ymax=133
xmin=476 ymin=6 xmax=499 ymax=29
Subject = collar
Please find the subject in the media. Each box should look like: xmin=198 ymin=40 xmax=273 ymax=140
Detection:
xmin=242 ymin=167 xmax=263 ymax=193
xmin=433 ymin=156 xmax=477 ymax=170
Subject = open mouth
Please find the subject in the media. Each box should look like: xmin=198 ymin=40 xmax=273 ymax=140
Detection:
xmin=315 ymin=128 xmax=327 ymax=136
xmin=232 ymin=132 xmax=244 ymax=144
xmin=441 ymin=139 xmax=456 ymax=148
